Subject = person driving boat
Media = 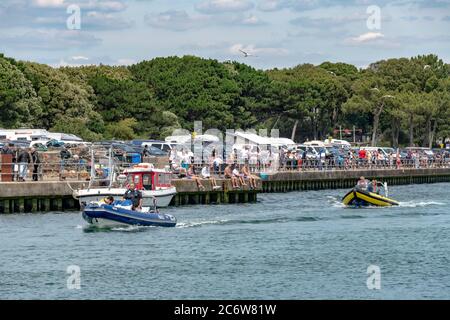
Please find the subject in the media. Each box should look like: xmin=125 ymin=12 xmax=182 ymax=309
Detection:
xmin=356 ymin=176 xmax=369 ymax=190
xmin=124 ymin=183 xmax=143 ymax=211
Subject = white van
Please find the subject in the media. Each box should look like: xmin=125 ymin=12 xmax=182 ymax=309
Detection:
xmin=295 ymin=144 xmax=320 ymax=159
xmin=324 ymin=139 xmax=351 ymax=148
xmin=143 ymin=141 xmax=174 ymax=153
xmin=303 ymin=140 xmax=325 ymax=147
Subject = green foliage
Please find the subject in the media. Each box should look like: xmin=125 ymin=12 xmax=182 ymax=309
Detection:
xmin=104 ymin=118 xmax=138 ymax=140
xmin=268 ymin=64 xmax=348 ymax=140
xmin=0 ymin=53 xmax=449 ymax=147
xmin=51 ymin=117 xmax=103 ymax=141
xmin=130 ymin=56 xmax=258 ymax=131
xmin=0 ymin=56 xmax=42 ymax=127
xmin=16 ymin=61 xmax=103 ymax=140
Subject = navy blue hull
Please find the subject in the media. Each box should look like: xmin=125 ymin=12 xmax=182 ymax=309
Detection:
xmin=82 ymin=204 xmax=177 ymax=227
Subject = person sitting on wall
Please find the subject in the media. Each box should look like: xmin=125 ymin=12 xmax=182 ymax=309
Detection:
xmin=201 ymin=163 xmax=221 ymax=190
xmin=187 ymin=164 xmax=205 ymax=191
xmin=232 ymin=165 xmax=247 ymax=187
xmin=224 ymin=164 xmax=240 ymax=189
xmin=242 ymin=163 xmax=257 ymax=189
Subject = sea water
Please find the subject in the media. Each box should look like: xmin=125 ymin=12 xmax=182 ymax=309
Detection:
xmin=1 ymin=183 xmax=449 ymax=299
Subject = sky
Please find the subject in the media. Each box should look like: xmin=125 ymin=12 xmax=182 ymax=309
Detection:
xmin=0 ymin=0 xmax=449 ymax=69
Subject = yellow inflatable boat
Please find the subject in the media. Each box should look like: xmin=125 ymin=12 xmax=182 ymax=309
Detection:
xmin=342 ymin=188 xmax=399 ymax=207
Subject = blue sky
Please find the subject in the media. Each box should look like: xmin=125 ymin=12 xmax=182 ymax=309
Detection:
xmin=1 ymin=0 xmax=449 ymax=69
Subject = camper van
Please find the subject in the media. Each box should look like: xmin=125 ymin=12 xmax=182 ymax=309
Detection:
xmin=0 ymin=129 xmax=83 ymax=144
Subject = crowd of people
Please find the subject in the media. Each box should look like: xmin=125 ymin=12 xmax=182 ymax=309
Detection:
xmin=167 ymin=144 xmax=450 ymax=175
xmin=277 ymin=147 xmax=450 ymax=171
xmin=0 ymin=144 xmax=41 ymax=181
xmin=0 ymin=142 xmax=91 ymax=182
xmin=2 ymin=140 xmax=450 ymax=185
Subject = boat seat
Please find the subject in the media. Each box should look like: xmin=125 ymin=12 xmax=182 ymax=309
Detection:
xmin=113 ymin=199 xmax=133 ymax=210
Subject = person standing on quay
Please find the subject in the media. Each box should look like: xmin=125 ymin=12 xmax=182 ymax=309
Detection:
xmin=1 ymin=143 xmax=15 ymax=180
xmin=31 ymin=148 xmax=41 ymax=181
xmin=17 ymin=147 xmax=31 ymax=182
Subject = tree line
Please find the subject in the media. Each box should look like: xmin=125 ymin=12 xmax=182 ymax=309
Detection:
xmin=1 ymin=53 xmax=449 ymax=147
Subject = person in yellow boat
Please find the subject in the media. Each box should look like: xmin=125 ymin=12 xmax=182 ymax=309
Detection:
xmin=367 ymin=179 xmax=379 ymax=194
xmin=356 ymin=176 xmax=369 ymax=190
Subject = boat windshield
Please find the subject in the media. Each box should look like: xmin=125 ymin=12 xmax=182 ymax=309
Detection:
xmin=143 ymin=174 xmax=152 ymax=190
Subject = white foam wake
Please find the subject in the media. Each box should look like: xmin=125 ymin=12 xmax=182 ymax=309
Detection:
xmin=111 ymin=225 xmax=153 ymax=232
xmin=176 ymin=220 xmax=228 ymax=228
xmin=398 ymin=201 xmax=445 ymax=208
xmin=327 ymin=196 xmax=346 ymax=208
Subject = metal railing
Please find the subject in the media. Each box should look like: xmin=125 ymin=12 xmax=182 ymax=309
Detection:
xmin=1 ymin=158 xmax=450 ymax=182
xmin=180 ymin=157 xmax=450 ymax=177
xmin=0 ymin=160 xmax=135 ymax=182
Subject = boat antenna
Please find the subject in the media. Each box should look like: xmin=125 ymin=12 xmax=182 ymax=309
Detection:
xmin=89 ymin=147 xmax=95 ymax=189
xmin=108 ymin=146 xmax=113 ymax=188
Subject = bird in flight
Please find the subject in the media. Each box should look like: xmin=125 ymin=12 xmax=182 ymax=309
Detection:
xmin=239 ymin=49 xmax=257 ymax=57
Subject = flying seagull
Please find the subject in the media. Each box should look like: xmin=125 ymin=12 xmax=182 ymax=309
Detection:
xmin=239 ymin=49 xmax=257 ymax=57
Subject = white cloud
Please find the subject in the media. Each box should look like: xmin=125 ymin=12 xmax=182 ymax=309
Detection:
xmin=71 ymin=55 xmax=89 ymax=60
xmin=32 ymin=0 xmax=65 ymax=8
xmin=342 ymin=32 xmax=402 ymax=49
xmin=53 ymin=55 xmax=135 ymax=67
xmin=240 ymin=14 xmax=265 ymax=25
xmin=0 ymin=30 xmax=102 ymax=50
xmin=349 ymin=32 xmax=385 ymax=43
xmin=196 ymin=0 xmax=254 ymax=14
xmin=31 ymin=0 xmax=127 ymax=12
xmin=83 ymin=1 xmax=127 ymax=12
xmin=84 ymin=11 xmax=134 ymax=29
xmin=144 ymin=10 xmax=206 ymax=31
xmin=258 ymin=0 xmax=284 ymax=11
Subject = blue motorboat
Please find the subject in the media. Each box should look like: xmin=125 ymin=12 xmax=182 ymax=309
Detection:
xmin=82 ymin=201 xmax=177 ymax=228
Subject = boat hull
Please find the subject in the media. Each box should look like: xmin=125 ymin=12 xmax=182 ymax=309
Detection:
xmin=342 ymin=188 xmax=399 ymax=207
xmin=74 ymin=187 xmax=176 ymax=208
xmin=82 ymin=204 xmax=177 ymax=227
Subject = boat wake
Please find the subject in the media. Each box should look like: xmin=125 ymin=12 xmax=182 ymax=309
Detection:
xmin=327 ymin=196 xmax=346 ymax=208
xmin=176 ymin=220 xmax=229 ymax=228
xmin=177 ymin=216 xmax=320 ymax=228
xmin=398 ymin=201 xmax=445 ymax=208
xmin=110 ymin=225 xmax=155 ymax=232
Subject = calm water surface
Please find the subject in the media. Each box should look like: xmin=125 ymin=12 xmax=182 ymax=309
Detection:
xmin=1 ymin=183 xmax=449 ymax=299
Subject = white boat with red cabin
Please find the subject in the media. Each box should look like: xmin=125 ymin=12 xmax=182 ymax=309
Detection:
xmin=73 ymin=163 xmax=177 ymax=207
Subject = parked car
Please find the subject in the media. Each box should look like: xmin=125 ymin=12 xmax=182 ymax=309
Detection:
xmin=94 ymin=142 xmax=142 ymax=164
xmin=8 ymin=140 xmax=30 ymax=149
xmin=131 ymin=140 xmax=175 ymax=153
xmin=405 ymin=147 xmax=434 ymax=160
xmin=128 ymin=144 xmax=167 ymax=156
xmin=31 ymin=142 xmax=48 ymax=152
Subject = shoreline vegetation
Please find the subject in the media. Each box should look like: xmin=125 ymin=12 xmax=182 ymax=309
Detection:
xmin=1 ymin=53 xmax=449 ymax=147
